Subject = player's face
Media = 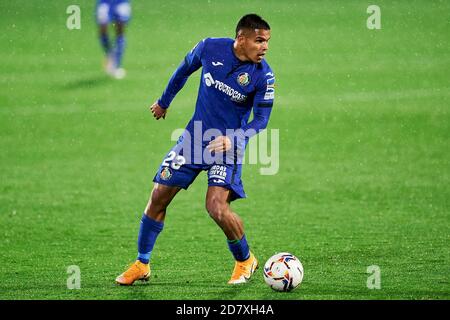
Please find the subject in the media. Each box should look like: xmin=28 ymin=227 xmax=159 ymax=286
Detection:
xmin=240 ymin=29 xmax=271 ymax=63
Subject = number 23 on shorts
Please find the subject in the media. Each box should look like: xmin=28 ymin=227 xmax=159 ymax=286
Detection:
xmin=162 ymin=151 xmax=186 ymax=170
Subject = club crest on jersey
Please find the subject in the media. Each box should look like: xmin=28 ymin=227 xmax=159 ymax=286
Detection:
xmin=237 ymin=72 xmax=250 ymax=87
xmin=160 ymin=167 xmax=172 ymax=181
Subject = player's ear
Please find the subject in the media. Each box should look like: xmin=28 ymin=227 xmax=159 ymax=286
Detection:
xmin=236 ymin=30 xmax=246 ymax=45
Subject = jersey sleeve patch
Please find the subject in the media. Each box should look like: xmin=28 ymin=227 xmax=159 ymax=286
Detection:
xmin=264 ymin=76 xmax=275 ymax=100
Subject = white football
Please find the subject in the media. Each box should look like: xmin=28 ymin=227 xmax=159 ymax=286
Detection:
xmin=263 ymin=252 xmax=304 ymax=292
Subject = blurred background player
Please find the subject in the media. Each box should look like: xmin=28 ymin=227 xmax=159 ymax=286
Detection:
xmin=95 ymin=0 xmax=131 ymax=79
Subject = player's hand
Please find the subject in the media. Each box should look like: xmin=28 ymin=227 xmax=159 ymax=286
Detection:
xmin=150 ymin=101 xmax=167 ymax=120
xmin=207 ymin=136 xmax=232 ymax=153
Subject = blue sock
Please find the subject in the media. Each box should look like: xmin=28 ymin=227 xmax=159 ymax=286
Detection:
xmin=227 ymin=235 xmax=250 ymax=262
xmin=99 ymin=33 xmax=110 ymax=54
xmin=114 ymin=34 xmax=126 ymax=68
xmin=137 ymin=214 xmax=164 ymax=264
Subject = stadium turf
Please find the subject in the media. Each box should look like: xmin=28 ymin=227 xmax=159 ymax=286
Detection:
xmin=0 ymin=0 xmax=448 ymax=300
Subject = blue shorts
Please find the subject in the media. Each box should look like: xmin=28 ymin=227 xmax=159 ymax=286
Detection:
xmin=153 ymin=148 xmax=246 ymax=201
xmin=96 ymin=0 xmax=131 ymax=25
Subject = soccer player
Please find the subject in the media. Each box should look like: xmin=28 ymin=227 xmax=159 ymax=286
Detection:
xmin=95 ymin=0 xmax=131 ymax=79
xmin=116 ymin=14 xmax=275 ymax=285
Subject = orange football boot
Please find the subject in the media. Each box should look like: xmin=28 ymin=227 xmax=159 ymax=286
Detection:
xmin=115 ymin=260 xmax=150 ymax=285
xmin=228 ymin=252 xmax=258 ymax=284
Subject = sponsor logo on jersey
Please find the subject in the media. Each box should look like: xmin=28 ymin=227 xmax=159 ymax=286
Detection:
xmin=204 ymin=72 xmax=215 ymax=87
xmin=160 ymin=167 xmax=172 ymax=181
xmin=203 ymin=73 xmax=247 ymax=103
xmin=237 ymin=72 xmax=250 ymax=86
xmin=212 ymin=61 xmax=224 ymax=66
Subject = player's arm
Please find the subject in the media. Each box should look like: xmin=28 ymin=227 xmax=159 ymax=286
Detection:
xmin=206 ymin=104 xmax=272 ymax=153
xmin=241 ymin=72 xmax=275 ymax=135
xmin=208 ymin=73 xmax=275 ymax=153
xmin=235 ymin=72 xmax=275 ymax=151
xmin=150 ymin=39 xmax=206 ymax=120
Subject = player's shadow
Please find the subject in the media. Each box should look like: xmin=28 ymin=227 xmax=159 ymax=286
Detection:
xmin=62 ymin=75 xmax=110 ymax=90
xmin=112 ymin=278 xmax=246 ymax=300
xmin=212 ymin=284 xmax=246 ymax=300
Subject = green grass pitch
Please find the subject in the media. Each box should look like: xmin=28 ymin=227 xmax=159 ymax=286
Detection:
xmin=0 ymin=0 xmax=448 ymax=300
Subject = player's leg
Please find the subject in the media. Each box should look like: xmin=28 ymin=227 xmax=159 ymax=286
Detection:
xmin=116 ymin=142 xmax=198 ymax=286
xmin=205 ymin=186 xmax=258 ymax=284
xmin=205 ymin=186 xmax=244 ymax=240
xmin=111 ymin=1 xmax=131 ymax=79
xmin=98 ymin=24 xmax=111 ymax=55
xmin=115 ymin=183 xmax=180 ymax=285
xmin=95 ymin=1 xmax=114 ymax=73
xmin=136 ymin=183 xmax=181 ymax=264
xmin=144 ymin=183 xmax=181 ymax=222
xmin=112 ymin=21 xmax=126 ymax=79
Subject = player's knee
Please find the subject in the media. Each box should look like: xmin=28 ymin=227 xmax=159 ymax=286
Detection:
xmin=115 ymin=22 xmax=125 ymax=35
xmin=99 ymin=24 xmax=108 ymax=34
xmin=148 ymin=187 xmax=170 ymax=213
xmin=205 ymin=198 xmax=228 ymax=223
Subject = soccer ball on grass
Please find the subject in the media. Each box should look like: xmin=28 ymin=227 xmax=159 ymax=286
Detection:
xmin=263 ymin=252 xmax=304 ymax=292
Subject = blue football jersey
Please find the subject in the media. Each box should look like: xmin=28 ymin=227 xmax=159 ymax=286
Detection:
xmin=158 ymin=37 xmax=275 ymax=164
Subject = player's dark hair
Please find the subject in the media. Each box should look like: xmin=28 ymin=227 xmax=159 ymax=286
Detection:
xmin=235 ymin=14 xmax=270 ymax=37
